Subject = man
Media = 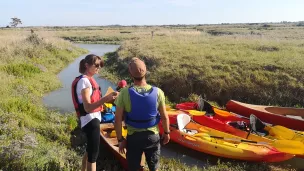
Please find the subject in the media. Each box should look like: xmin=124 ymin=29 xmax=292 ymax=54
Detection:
xmin=114 ymin=57 xmax=170 ymax=171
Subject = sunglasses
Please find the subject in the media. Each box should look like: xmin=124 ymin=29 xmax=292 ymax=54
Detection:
xmin=94 ymin=63 xmax=101 ymax=68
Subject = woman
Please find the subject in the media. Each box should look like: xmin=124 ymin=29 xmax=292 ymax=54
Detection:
xmin=71 ymin=54 xmax=118 ymax=171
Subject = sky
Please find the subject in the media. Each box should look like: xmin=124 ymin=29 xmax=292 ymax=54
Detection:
xmin=0 ymin=0 xmax=303 ymax=27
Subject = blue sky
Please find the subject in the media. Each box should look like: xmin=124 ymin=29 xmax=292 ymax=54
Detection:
xmin=0 ymin=0 xmax=303 ymax=26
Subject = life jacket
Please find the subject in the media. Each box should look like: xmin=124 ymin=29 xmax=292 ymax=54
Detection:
xmin=71 ymin=75 xmax=103 ymax=118
xmin=125 ymin=87 xmax=160 ymax=128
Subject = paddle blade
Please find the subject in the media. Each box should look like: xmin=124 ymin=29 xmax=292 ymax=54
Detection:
xmin=104 ymin=87 xmax=115 ymax=96
xmin=272 ymin=140 xmax=304 ymax=155
xmin=186 ymin=110 xmax=206 ymax=116
xmin=266 ymin=125 xmax=300 ymax=140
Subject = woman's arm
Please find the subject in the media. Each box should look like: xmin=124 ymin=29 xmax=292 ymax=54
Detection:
xmin=81 ymin=88 xmax=117 ymax=113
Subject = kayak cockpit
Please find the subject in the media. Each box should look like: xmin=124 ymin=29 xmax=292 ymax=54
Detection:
xmin=177 ymin=114 xmax=198 ymax=135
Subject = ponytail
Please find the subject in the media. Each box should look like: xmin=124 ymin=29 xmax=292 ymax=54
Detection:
xmin=79 ymin=59 xmax=86 ymax=74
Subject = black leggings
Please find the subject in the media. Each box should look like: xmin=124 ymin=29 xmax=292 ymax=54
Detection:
xmin=82 ymin=118 xmax=100 ymax=163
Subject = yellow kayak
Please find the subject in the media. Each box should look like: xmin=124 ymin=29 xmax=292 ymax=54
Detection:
xmin=265 ymin=126 xmax=304 ymax=142
xmin=176 ymin=104 xmax=304 ymax=158
xmin=160 ymin=112 xmax=295 ymax=162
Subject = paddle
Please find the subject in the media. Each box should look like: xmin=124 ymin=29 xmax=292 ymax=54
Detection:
xmin=104 ymin=87 xmax=115 ymax=96
xmin=193 ymin=133 xmax=304 ymax=155
xmin=185 ymin=110 xmax=206 ymax=116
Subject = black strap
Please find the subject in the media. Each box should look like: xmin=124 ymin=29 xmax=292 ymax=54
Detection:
xmin=73 ymin=76 xmax=89 ymax=117
xmin=246 ymin=128 xmax=253 ymax=139
xmin=170 ymin=124 xmax=178 ymax=129
xmin=127 ymin=116 xmax=157 ymax=123
xmin=73 ymin=76 xmax=81 ymax=106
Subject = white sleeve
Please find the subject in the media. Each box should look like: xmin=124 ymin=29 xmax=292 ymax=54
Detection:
xmin=76 ymin=78 xmax=92 ymax=103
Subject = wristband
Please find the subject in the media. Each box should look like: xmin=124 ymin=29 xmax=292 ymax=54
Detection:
xmin=164 ymin=131 xmax=170 ymax=135
xmin=118 ymin=137 xmax=125 ymax=142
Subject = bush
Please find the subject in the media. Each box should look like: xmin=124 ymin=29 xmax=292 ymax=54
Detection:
xmin=26 ymin=33 xmax=44 ymax=46
xmin=2 ymin=63 xmax=41 ymax=78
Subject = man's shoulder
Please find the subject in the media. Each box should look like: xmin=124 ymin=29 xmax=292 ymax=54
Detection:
xmin=155 ymin=87 xmax=164 ymax=94
xmin=118 ymin=87 xmax=131 ymax=99
xmin=120 ymin=87 xmax=130 ymax=93
xmin=145 ymin=85 xmax=164 ymax=95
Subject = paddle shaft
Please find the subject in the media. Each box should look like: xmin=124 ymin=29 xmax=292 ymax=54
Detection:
xmin=170 ymin=123 xmax=269 ymax=145
xmin=199 ymin=134 xmax=303 ymax=155
xmin=209 ymin=135 xmax=267 ymax=144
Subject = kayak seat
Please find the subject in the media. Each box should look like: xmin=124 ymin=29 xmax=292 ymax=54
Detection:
xmin=177 ymin=114 xmax=198 ymax=135
xmin=197 ymin=96 xmax=215 ymax=115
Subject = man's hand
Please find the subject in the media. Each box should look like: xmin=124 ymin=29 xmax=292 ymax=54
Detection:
xmin=118 ymin=139 xmax=127 ymax=154
xmin=161 ymin=134 xmax=170 ymax=145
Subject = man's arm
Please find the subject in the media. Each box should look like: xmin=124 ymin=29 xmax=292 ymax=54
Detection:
xmin=114 ymin=106 xmax=124 ymax=142
xmin=158 ymin=89 xmax=170 ymax=145
xmin=115 ymin=106 xmax=127 ymax=154
xmin=159 ymin=104 xmax=170 ymax=134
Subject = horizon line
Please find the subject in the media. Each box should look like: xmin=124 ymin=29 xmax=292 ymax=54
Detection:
xmin=2 ymin=20 xmax=304 ymax=28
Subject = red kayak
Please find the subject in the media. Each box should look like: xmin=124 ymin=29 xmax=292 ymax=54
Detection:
xmin=226 ymin=100 xmax=304 ymax=131
xmin=176 ymin=102 xmax=262 ymax=140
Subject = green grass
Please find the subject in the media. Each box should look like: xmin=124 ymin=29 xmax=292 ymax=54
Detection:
xmin=102 ymin=27 xmax=304 ymax=107
xmin=0 ymin=31 xmax=87 ymax=170
xmin=158 ymin=158 xmax=296 ymax=171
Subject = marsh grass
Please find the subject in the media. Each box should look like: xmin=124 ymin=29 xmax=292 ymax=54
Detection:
xmin=158 ymin=158 xmax=296 ymax=171
xmin=0 ymin=30 xmax=87 ymax=170
xmin=102 ymin=26 xmax=304 ymax=107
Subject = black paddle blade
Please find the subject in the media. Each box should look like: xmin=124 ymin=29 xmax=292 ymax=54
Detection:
xmin=250 ymin=114 xmax=266 ymax=132
xmin=197 ymin=96 xmax=215 ymax=115
xmin=203 ymin=100 xmax=215 ymax=114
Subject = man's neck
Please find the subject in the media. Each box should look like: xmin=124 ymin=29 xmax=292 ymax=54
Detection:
xmin=133 ymin=79 xmax=147 ymax=87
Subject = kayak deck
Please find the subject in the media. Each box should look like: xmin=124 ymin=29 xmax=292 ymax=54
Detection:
xmin=100 ymin=123 xmax=127 ymax=169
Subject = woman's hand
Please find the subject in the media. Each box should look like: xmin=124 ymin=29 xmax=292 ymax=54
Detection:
xmin=105 ymin=91 xmax=119 ymax=102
